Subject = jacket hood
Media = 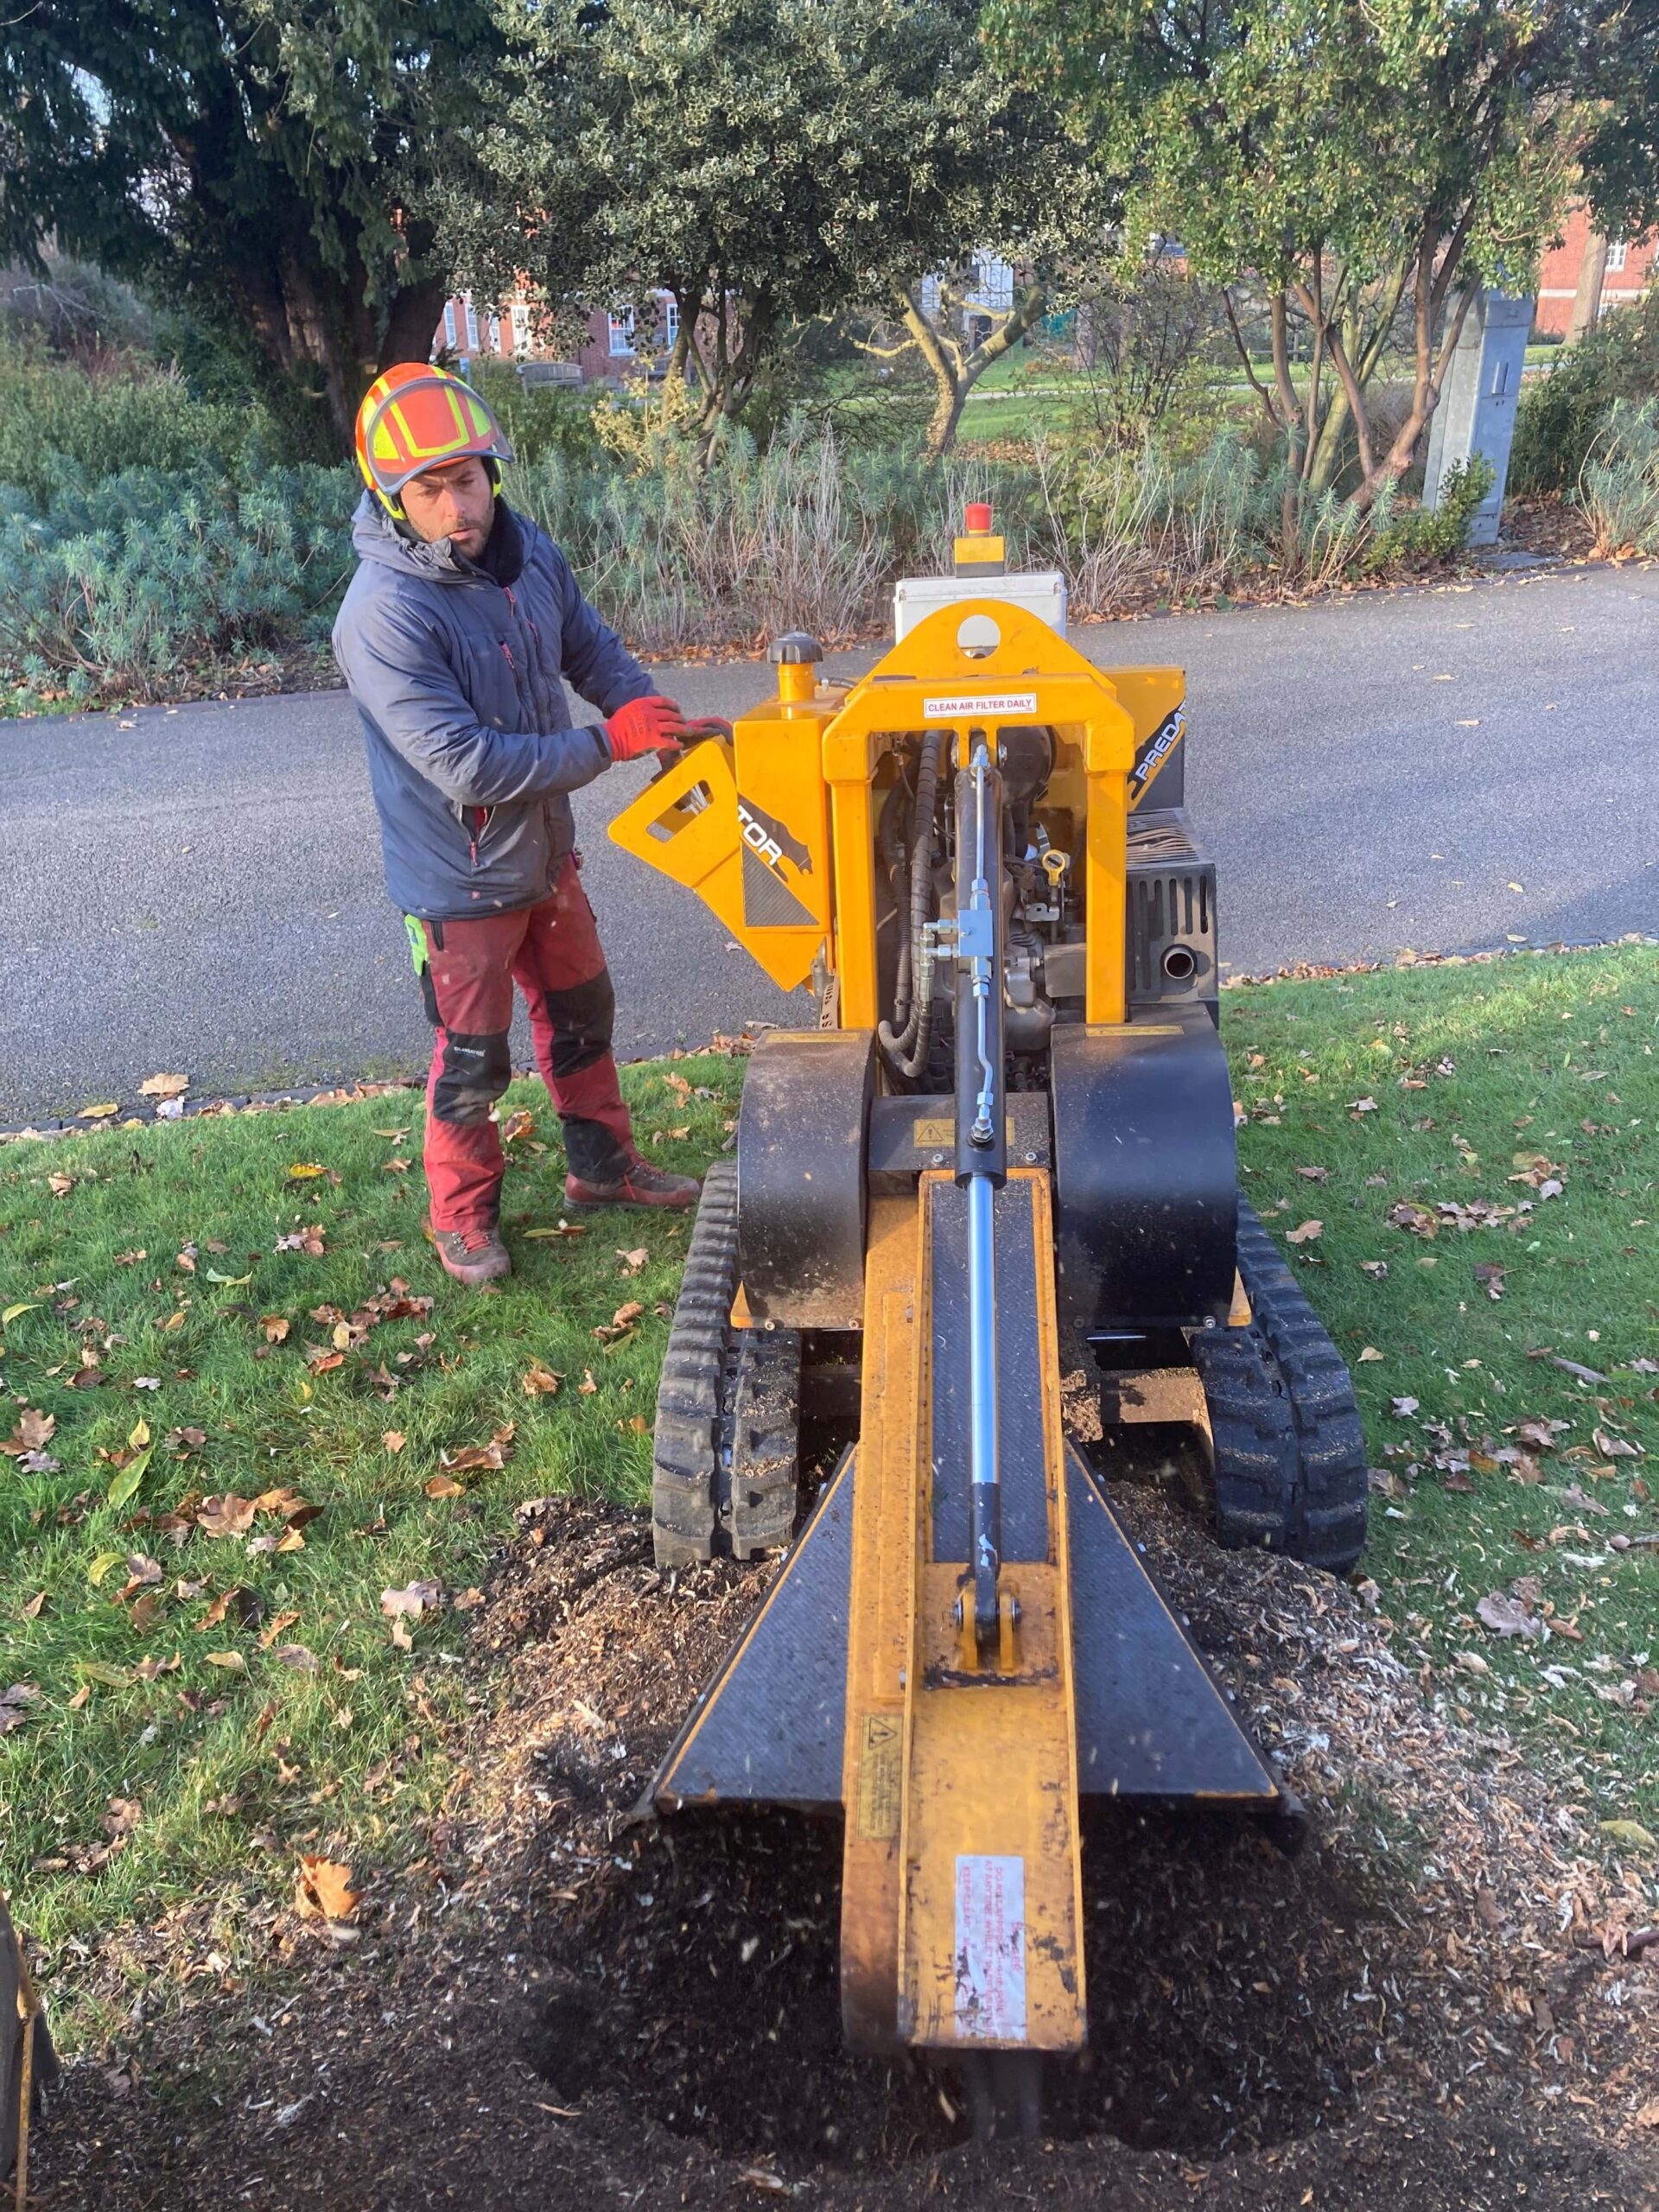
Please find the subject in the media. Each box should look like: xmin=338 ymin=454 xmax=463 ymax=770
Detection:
xmin=349 ymin=490 xmax=527 ymax=586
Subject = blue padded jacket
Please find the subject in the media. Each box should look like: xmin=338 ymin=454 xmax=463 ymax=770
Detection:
xmin=332 ymin=493 xmax=652 ymax=919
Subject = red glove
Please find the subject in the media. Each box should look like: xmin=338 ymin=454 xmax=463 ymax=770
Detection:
xmin=605 ymin=695 xmax=686 ymax=763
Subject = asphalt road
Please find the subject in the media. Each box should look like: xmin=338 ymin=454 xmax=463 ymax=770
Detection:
xmin=4 ymin=564 xmax=1656 ymax=1124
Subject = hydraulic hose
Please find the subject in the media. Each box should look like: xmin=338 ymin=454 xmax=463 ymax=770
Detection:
xmin=879 ymin=730 xmax=946 ymax=1080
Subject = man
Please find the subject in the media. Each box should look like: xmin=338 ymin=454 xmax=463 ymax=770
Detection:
xmin=334 ymin=362 xmax=705 ymax=1290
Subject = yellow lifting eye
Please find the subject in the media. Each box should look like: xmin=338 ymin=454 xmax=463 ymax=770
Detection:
xmin=1041 ymin=847 xmax=1069 ymax=889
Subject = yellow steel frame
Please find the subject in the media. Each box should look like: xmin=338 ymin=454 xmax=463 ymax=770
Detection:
xmin=608 ymin=599 xmax=1185 ymax=1030
xmin=841 ymin=1170 xmax=1084 ymax=2056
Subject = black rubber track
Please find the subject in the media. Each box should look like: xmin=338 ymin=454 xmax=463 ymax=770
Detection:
xmin=1191 ymin=1197 xmax=1369 ymax=1575
xmin=650 ymin=1160 xmax=803 ymax=1569
xmin=652 ymin=1160 xmax=742 ymax=1568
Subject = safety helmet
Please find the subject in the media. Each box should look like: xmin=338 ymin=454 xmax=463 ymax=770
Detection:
xmin=354 ymin=363 xmax=515 ymax=512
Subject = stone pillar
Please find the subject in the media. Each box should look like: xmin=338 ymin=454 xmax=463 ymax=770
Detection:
xmin=1422 ymin=289 xmax=1536 ymax=547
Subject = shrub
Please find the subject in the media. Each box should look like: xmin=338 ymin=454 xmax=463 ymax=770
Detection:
xmin=469 ymin=363 xmax=604 ymax=469
xmin=1576 ymin=397 xmax=1659 ymax=555
xmin=0 ymin=346 xmax=266 ymax=508
xmin=509 ymin=417 xmax=938 ymax=653
xmin=1510 ymin=288 xmax=1659 ymax=496
xmin=0 ymin=461 xmax=356 ymax=703
xmin=1363 ymin=454 xmax=1494 ymax=572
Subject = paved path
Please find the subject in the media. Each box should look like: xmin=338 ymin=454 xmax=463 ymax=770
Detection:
xmin=3 ymin=565 xmax=1656 ymax=1123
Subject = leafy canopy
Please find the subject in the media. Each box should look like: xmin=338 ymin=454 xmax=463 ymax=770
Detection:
xmin=446 ymin=0 xmax=1094 ymax=419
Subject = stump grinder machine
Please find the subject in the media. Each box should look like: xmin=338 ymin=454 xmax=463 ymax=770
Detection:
xmin=608 ymin=506 xmax=1368 ymax=2133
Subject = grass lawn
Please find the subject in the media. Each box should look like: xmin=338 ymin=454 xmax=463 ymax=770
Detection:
xmin=2 ymin=944 xmax=1656 ymax=2045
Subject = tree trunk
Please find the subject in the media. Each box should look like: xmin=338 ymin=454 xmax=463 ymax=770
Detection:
xmin=379 ymin=275 xmax=449 ymax=377
xmin=898 ymin=279 xmax=1046 ymax=462
xmin=1567 ymin=232 xmax=1610 ymax=342
xmin=1268 ymin=290 xmax=1306 ymax=544
xmin=1349 ymin=214 xmax=1475 ymax=516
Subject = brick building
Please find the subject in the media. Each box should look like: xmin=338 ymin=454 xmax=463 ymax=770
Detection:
xmin=433 ymin=289 xmax=680 ymax=385
xmin=1535 ymin=205 xmax=1656 ymax=336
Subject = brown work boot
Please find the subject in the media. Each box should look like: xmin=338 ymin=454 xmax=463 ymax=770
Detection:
xmin=424 ymin=1217 xmax=512 ymax=1288
xmin=564 ymin=1157 xmax=702 ymax=1211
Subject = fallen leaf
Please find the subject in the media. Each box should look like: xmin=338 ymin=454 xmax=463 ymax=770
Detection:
xmin=286 ymin=1163 xmax=328 ymax=1180
xmin=617 ymin=1247 xmax=649 ymax=1274
xmin=138 ymin=1073 xmax=189 ymax=1099
xmin=1347 ymin=1097 xmax=1379 ymax=1116
xmin=259 ymin=1314 xmax=290 ymax=1343
xmin=579 ymin=1369 xmax=597 ymax=1394
xmin=383 ymin=1429 xmax=406 ymax=1452
xmin=1477 ymin=1590 xmax=1544 ymax=1642
xmin=499 ymin=1108 xmax=535 ymax=1145
xmin=1390 ymin=1395 xmax=1419 ymax=1418
xmin=1357 ymin=1346 xmax=1384 ymax=1363
xmin=22 ymin=1592 xmax=46 ymax=1620
xmin=294 ymin=1855 xmax=359 ymax=1922
xmin=1387 ymin=1202 xmax=1438 ymax=1238
xmin=272 ymin=1643 xmax=317 ymax=1671
xmin=1283 ymin=1219 xmax=1323 ymax=1246
xmin=47 ymin=1173 xmax=75 ymax=1198
xmin=521 ymin=1364 xmax=563 ymax=1398
xmin=1599 ymin=1820 xmax=1656 ymax=1854
xmin=381 ymin=1580 xmax=443 ymax=1620
xmin=103 ymin=1796 xmax=143 ymax=1837
xmin=1473 ymin=1262 xmax=1506 ymax=1301
xmin=203 ymin=1649 xmax=247 ymax=1672
xmin=106 ymin=1445 xmax=155 ymax=1510
xmin=440 ymin=1423 xmax=514 ymax=1474
xmin=1 ymin=1301 xmax=37 ymax=1327
xmin=0 ymin=1683 xmax=40 ymax=1735
xmin=423 ymin=1475 xmax=464 ymax=1499
xmin=523 ymin=1222 xmax=588 ymax=1241
xmin=1594 ymin=1427 xmax=1643 ymax=1459
xmin=2 ymin=1407 xmax=56 ymax=1456
xmin=79 ymin=1103 xmax=121 ymax=1121
xmin=196 ymin=1493 xmax=258 ymax=1538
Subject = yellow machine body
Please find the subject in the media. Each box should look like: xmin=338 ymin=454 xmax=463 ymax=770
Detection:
xmin=613 ymin=575 xmax=1346 ymax=2099
xmin=608 ymin=603 xmax=1186 ymax=1020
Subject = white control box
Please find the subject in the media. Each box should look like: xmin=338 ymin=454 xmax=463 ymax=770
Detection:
xmin=893 ymin=569 xmax=1068 ymax=642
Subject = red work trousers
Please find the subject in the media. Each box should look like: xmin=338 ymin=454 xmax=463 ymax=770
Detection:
xmin=412 ymin=857 xmax=636 ymax=1232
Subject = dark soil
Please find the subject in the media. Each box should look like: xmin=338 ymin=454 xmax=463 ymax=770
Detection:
xmin=25 ymin=1477 xmax=1659 ymax=2212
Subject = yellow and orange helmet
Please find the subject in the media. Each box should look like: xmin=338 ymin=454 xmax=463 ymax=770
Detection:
xmin=354 ymin=363 xmax=515 ymax=512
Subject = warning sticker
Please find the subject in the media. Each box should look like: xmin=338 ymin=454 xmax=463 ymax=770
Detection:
xmin=856 ymin=1713 xmax=902 ymax=1840
xmin=921 ymin=691 xmax=1038 ymax=721
xmin=953 ymin=1854 xmax=1027 ymax=2041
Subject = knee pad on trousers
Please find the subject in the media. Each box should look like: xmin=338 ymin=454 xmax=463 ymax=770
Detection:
xmin=542 ymin=971 xmax=615 ymax=1078
xmin=433 ymin=1030 xmax=512 ymax=1123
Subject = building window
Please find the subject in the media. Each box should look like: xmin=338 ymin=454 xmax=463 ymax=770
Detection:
xmin=660 ymin=294 xmax=679 ymax=353
xmin=442 ymin=300 xmax=458 ymax=350
xmin=608 ymin=308 xmax=636 ymax=356
xmin=511 ymin=302 xmax=533 ymax=357
xmin=463 ymin=295 xmax=480 ymax=351
xmin=1606 ymin=238 xmax=1628 ymax=273
xmin=969 ymin=253 xmax=1015 ymax=315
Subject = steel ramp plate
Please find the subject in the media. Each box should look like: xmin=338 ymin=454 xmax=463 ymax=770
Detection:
xmin=647 ymin=1450 xmax=854 ymax=1812
xmin=1066 ymin=1445 xmax=1276 ymax=1801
